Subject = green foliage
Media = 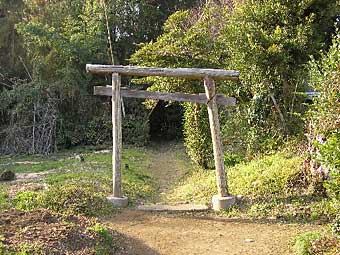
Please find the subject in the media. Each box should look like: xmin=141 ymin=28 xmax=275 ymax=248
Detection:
xmin=224 ymin=153 xmax=245 ymax=167
xmin=41 ymin=184 xmax=114 ymax=216
xmin=221 ymin=0 xmax=337 ymax=153
xmin=131 ymin=0 xmax=337 ymax=164
xmin=122 ymin=98 xmax=150 ymax=146
xmin=183 ymin=103 xmax=213 ymax=168
xmin=293 ymin=231 xmax=322 ymax=255
xmin=331 ymin=215 xmax=340 ymax=237
xmin=11 ymin=186 xmax=113 ymax=216
xmin=131 ymin=5 xmax=228 ymax=166
xmin=13 ymin=191 xmax=42 ymax=211
xmin=228 ymin=153 xmax=302 ymax=198
xmin=0 ymin=0 xmax=26 ymax=80
xmin=88 ymin=223 xmax=113 ymax=246
xmin=167 ymin=152 xmax=303 ymax=203
xmin=320 ymin=132 xmax=340 ymax=199
xmin=0 ymin=191 xmax=11 ymax=211
xmin=307 ymin=30 xmax=340 ymax=198
xmin=308 ymin=30 xmax=340 ymax=137
xmin=1 ymin=0 xmax=200 ymax=152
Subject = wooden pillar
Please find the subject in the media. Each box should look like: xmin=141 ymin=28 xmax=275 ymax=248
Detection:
xmin=112 ymin=73 xmax=122 ymax=197
xmin=204 ymin=76 xmax=229 ymax=197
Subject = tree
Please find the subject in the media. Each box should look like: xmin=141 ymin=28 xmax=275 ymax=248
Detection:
xmin=0 ymin=0 xmax=202 ymax=153
xmin=131 ymin=2 xmax=231 ymax=167
xmin=306 ymin=29 xmax=340 ymax=198
xmin=131 ymin=0 xmax=338 ymax=166
xmin=221 ymin=0 xmax=338 ymax=153
xmin=0 ymin=0 xmax=26 ymax=85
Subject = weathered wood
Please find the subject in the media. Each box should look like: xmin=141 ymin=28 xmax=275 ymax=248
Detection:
xmin=112 ymin=73 xmax=122 ymax=198
xmin=94 ymin=86 xmax=236 ymax=106
xmin=204 ymin=76 xmax=229 ymax=197
xmin=86 ymin=64 xmax=239 ymax=80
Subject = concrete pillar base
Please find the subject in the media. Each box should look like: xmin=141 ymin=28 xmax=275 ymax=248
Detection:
xmin=212 ymin=194 xmax=236 ymax=211
xmin=107 ymin=195 xmax=128 ymax=208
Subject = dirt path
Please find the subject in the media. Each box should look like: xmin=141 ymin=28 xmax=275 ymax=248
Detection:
xmin=146 ymin=143 xmax=190 ymax=204
xmin=104 ymin=143 xmax=321 ymax=254
xmin=105 ymin=210 xmax=318 ymax=255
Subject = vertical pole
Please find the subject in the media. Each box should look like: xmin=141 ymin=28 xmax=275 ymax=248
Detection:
xmin=112 ymin=73 xmax=122 ymax=197
xmin=204 ymin=76 xmax=228 ymax=197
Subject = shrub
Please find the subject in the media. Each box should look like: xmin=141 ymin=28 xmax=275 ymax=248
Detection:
xmin=221 ymin=0 xmax=337 ymax=155
xmin=0 ymin=192 xmax=11 ymax=211
xmin=307 ymin=30 xmax=340 ymax=197
xmin=331 ymin=215 xmax=340 ymax=237
xmin=41 ymin=184 xmax=114 ymax=216
xmin=0 ymin=170 xmax=15 ymax=181
xmin=87 ymin=223 xmax=113 ymax=245
xmin=13 ymin=191 xmax=42 ymax=211
xmin=123 ymin=113 xmax=150 ymax=146
xmin=293 ymin=231 xmax=322 ymax=255
xmin=183 ymin=103 xmax=213 ymax=168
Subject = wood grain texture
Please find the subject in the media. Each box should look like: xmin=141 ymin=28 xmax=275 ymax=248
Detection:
xmin=204 ymin=76 xmax=229 ymax=197
xmin=87 ymin=64 xmax=239 ymax=80
xmin=94 ymin=86 xmax=236 ymax=106
xmin=112 ymin=73 xmax=122 ymax=197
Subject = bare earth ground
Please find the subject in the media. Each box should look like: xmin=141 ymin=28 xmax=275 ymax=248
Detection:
xmin=104 ymin=143 xmax=321 ymax=255
xmin=105 ymin=210 xmax=318 ymax=255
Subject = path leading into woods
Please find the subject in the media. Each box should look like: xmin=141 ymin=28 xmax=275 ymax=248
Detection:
xmin=104 ymin=143 xmax=319 ymax=255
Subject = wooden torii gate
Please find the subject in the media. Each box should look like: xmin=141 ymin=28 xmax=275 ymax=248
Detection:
xmin=86 ymin=64 xmax=239 ymax=211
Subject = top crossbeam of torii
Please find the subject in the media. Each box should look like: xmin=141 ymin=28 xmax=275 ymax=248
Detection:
xmin=86 ymin=64 xmax=240 ymax=80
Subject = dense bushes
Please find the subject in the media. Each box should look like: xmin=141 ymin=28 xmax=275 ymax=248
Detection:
xmin=0 ymin=0 xmax=199 ymax=153
xmin=306 ymin=30 xmax=340 ymax=198
xmin=122 ymin=98 xmax=150 ymax=146
xmin=131 ymin=0 xmax=337 ymax=166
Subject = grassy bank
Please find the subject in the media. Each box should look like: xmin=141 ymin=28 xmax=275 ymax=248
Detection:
xmin=167 ymin=152 xmax=339 ymax=221
xmin=0 ymin=146 xmax=157 ymax=216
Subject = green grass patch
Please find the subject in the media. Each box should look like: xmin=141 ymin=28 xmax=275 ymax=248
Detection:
xmin=168 ymin=153 xmax=302 ymax=203
xmin=167 ymin=152 xmax=338 ymax=220
xmin=228 ymin=153 xmax=302 ymax=198
xmin=0 ymin=155 xmax=77 ymax=174
xmin=0 ymin=146 xmax=157 ymax=215
xmin=166 ymin=168 xmax=215 ymax=204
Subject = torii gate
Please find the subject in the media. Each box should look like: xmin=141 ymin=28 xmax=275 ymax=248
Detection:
xmin=86 ymin=64 xmax=239 ymax=211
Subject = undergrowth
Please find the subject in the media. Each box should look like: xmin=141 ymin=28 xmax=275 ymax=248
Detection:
xmin=293 ymin=230 xmax=340 ymax=255
xmin=0 ymin=146 xmax=157 ymax=216
xmin=167 ymin=152 xmax=338 ymax=220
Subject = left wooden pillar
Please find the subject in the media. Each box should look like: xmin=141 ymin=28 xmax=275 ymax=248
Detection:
xmin=107 ymin=73 xmax=128 ymax=207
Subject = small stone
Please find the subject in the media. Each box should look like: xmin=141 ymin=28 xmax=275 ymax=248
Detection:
xmin=267 ymin=216 xmax=277 ymax=220
xmin=244 ymin=239 xmax=255 ymax=243
xmin=0 ymin=170 xmax=15 ymax=181
xmin=75 ymin=155 xmax=84 ymax=162
xmin=236 ymin=194 xmax=243 ymax=200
